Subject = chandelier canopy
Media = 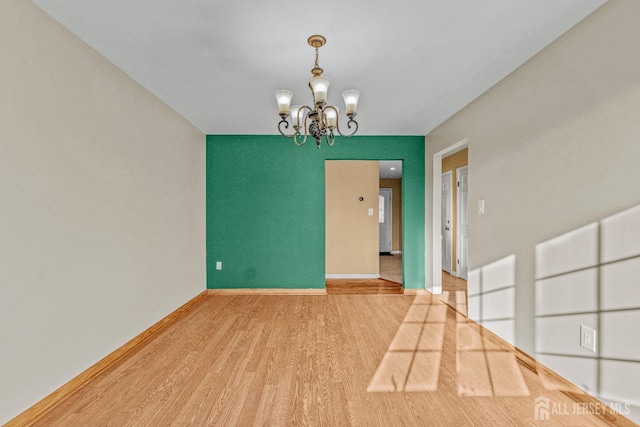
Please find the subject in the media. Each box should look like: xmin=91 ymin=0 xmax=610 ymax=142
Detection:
xmin=275 ymin=35 xmax=360 ymax=148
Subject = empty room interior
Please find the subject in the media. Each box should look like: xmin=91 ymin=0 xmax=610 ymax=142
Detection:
xmin=3 ymin=0 xmax=640 ymax=425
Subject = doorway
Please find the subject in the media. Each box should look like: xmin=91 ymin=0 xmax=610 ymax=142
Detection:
xmin=379 ymin=188 xmax=392 ymax=254
xmin=378 ymin=160 xmax=403 ymax=285
xmin=325 ymin=160 xmax=403 ymax=293
xmin=434 ymin=143 xmax=469 ymax=313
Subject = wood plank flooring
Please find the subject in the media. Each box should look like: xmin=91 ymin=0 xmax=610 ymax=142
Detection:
xmin=442 ymin=271 xmax=468 ymax=292
xmin=325 ymin=254 xmax=403 ymax=294
xmin=34 ymin=294 xmax=634 ymax=426
xmin=379 ymin=254 xmax=402 ymax=284
xmin=441 ymin=271 xmax=468 ymax=316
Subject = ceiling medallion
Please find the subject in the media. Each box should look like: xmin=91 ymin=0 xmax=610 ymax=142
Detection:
xmin=275 ymin=35 xmax=360 ymax=148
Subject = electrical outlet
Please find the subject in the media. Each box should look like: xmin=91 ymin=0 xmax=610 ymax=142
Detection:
xmin=216 ymin=261 xmax=222 ymax=271
xmin=580 ymin=325 xmax=596 ymax=353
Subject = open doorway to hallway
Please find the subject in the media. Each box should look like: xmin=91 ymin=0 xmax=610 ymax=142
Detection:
xmin=440 ymin=148 xmax=468 ymax=313
xmin=325 ymin=160 xmax=403 ymax=294
xmin=379 ymin=160 xmax=403 ymax=285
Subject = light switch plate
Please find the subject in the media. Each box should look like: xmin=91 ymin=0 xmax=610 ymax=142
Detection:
xmin=216 ymin=261 xmax=222 ymax=270
xmin=368 ymin=208 xmax=374 ymax=216
xmin=580 ymin=325 xmax=596 ymax=352
xmin=478 ymin=200 xmax=485 ymax=214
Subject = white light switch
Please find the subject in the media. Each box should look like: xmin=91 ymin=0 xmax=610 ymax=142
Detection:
xmin=580 ymin=325 xmax=596 ymax=352
xmin=478 ymin=200 xmax=485 ymax=214
xmin=368 ymin=208 xmax=374 ymax=216
xmin=216 ymin=261 xmax=222 ymax=270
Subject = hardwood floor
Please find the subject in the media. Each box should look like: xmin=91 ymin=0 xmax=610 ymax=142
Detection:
xmin=34 ymin=294 xmax=634 ymax=426
xmin=442 ymin=271 xmax=468 ymax=292
xmin=379 ymin=253 xmax=402 ymax=284
xmin=441 ymin=271 xmax=468 ymax=316
xmin=325 ymin=254 xmax=403 ymax=294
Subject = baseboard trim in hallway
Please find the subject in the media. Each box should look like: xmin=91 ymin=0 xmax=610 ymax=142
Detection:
xmin=6 ymin=291 xmax=208 ymax=427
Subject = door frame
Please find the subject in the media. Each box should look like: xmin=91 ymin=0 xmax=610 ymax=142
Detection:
xmin=441 ymin=171 xmax=453 ymax=274
xmin=456 ymin=165 xmax=469 ymax=280
xmin=430 ymin=138 xmax=468 ymax=294
xmin=379 ymin=187 xmax=393 ymax=254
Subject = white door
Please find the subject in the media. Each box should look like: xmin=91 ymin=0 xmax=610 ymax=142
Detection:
xmin=441 ymin=172 xmax=453 ymax=274
xmin=457 ymin=166 xmax=469 ymax=280
xmin=379 ymin=188 xmax=392 ymax=253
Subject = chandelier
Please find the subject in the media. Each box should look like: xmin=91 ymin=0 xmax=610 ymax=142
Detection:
xmin=275 ymin=35 xmax=360 ymax=148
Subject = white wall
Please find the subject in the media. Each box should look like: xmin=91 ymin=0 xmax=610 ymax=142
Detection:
xmin=0 ymin=1 xmax=205 ymax=423
xmin=426 ymin=0 xmax=640 ymax=420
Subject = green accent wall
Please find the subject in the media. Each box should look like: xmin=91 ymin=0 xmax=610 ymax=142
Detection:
xmin=206 ymin=135 xmax=425 ymax=289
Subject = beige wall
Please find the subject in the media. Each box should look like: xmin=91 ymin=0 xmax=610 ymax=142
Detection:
xmin=379 ymin=178 xmax=402 ymax=252
xmin=326 ymin=161 xmax=379 ymax=276
xmin=426 ymin=0 xmax=640 ymax=419
xmin=441 ymin=148 xmax=468 ymax=273
xmin=0 ymin=1 xmax=205 ymax=423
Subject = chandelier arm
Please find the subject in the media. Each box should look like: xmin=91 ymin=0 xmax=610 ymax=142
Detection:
xmin=325 ymin=131 xmax=335 ymax=147
xmin=335 ymin=117 xmax=359 ymax=137
xmin=322 ymin=105 xmax=339 ymax=145
xmin=278 ymin=119 xmax=297 ymax=138
xmin=293 ymin=134 xmax=306 ymax=146
xmin=293 ymin=106 xmax=313 ymax=146
xmin=298 ymin=106 xmax=313 ymax=131
xmin=302 ymin=106 xmax=312 ymax=136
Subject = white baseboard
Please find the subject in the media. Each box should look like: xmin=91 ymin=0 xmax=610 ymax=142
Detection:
xmin=325 ymin=274 xmax=380 ymax=279
xmin=391 ymin=251 xmax=403 ymax=255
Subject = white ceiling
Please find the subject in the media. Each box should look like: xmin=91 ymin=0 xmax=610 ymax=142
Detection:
xmin=31 ymin=0 xmax=605 ymax=136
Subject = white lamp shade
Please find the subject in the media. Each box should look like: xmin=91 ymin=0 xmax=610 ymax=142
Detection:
xmin=342 ymin=89 xmax=360 ymax=116
xmin=290 ymin=105 xmax=302 ymax=127
xmin=324 ymin=107 xmax=338 ymax=130
xmin=275 ymin=90 xmax=293 ymax=116
xmin=309 ymin=76 xmax=330 ymax=104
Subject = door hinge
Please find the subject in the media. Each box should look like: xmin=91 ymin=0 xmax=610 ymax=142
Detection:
xmin=457 ymin=259 xmax=460 ymax=265
xmin=457 ymin=181 xmax=460 ymax=187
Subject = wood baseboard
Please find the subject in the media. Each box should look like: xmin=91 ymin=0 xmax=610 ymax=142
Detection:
xmin=6 ymin=291 xmax=208 ymax=427
xmin=207 ymin=288 xmax=327 ymax=295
